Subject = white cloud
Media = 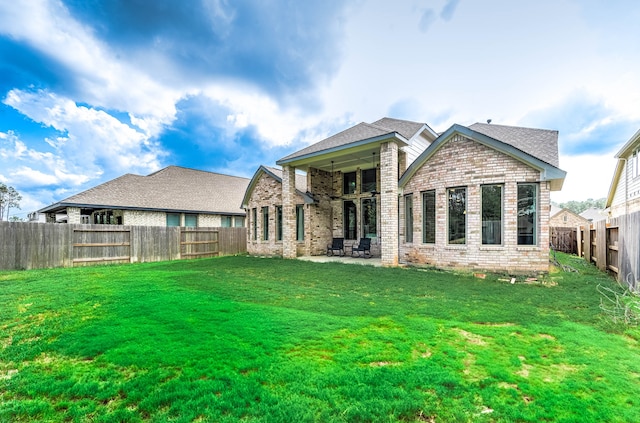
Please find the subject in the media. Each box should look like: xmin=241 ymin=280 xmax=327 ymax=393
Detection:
xmin=0 ymin=0 xmax=180 ymax=132
xmin=551 ymin=152 xmax=618 ymax=203
xmin=4 ymin=89 xmax=164 ymax=176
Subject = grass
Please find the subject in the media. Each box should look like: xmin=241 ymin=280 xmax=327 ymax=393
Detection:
xmin=1 ymin=253 xmax=639 ymax=422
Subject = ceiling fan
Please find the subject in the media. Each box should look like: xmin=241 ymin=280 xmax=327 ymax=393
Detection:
xmin=369 ymin=152 xmax=380 ymax=197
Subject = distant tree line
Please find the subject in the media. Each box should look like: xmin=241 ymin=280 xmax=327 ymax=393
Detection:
xmin=553 ymin=198 xmax=606 ymax=215
xmin=0 ymin=183 xmax=22 ymax=221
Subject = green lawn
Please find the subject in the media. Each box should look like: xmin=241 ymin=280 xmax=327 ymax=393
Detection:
xmin=1 ymin=253 xmax=639 ymax=422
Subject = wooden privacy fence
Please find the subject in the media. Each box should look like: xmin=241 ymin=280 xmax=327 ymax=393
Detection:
xmin=550 ymin=226 xmax=578 ymax=254
xmin=579 ymin=211 xmax=640 ymax=291
xmin=0 ymin=222 xmax=246 ymax=270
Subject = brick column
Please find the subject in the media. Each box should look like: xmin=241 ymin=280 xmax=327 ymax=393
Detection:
xmin=380 ymin=142 xmax=399 ymax=266
xmin=282 ymin=165 xmax=297 ymax=259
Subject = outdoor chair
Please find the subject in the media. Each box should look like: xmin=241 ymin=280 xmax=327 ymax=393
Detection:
xmin=326 ymin=237 xmax=345 ymax=256
xmin=350 ymin=238 xmax=371 ymax=258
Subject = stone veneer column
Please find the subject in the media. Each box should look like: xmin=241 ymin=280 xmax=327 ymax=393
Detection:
xmin=282 ymin=165 xmax=297 ymax=259
xmin=380 ymin=142 xmax=399 ymax=266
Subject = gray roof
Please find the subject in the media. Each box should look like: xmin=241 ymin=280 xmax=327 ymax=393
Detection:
xmin=371 ymin=117 xmax=427 ymax=140
xmin=579 ymin=207 xmax=607 ymax=222
xmin=468 ymin=123 xmax=560 ymax=167
xmin=278 ymin=117 xmax=427 ymax=163
xmin=40 ymin=166 xmax=250 ymax=215
xmin=263 ymin=166 xmax=309 ymax=193
xmin=550 ymin=205 xmax=563 ymax=217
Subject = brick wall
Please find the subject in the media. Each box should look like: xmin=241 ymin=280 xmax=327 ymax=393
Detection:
xmin=124 ymin=210 xmax=166 ymax=226
xmin=549 ymin=210 xmax=588 ymax=228
xmin=400 ymin=134 xmax=551 ymax=273
xmin=245 ymin=171 xmax=306 ymax=256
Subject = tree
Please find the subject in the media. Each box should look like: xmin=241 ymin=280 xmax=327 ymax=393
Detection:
xmin=0 ymin=183 xmax=22 ymax=221
xmin=553 ymin=198 xmax=606 ymax=215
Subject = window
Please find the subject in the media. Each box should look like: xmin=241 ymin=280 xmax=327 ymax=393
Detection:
xmin=296 ymin=205 xmax=304 ymax=241
xmin=362 ymin=198 xmax=377 ymax=238
xmin=276 ymin=206 xmax=283 ymax=241
xmin=252 ymin=208 xmax=257 ymax=240
xmin=517 ymin=183 xmax=538 ymax=245
xmin=344 ymin=201 xmax=356 ymax=240
xmin=167 ymin=213 xmax=180 ymax=227
xmin=262 ymin=206 xmax=269 ymax=241
xmin=184 ymin=214 xmax=197 ymax=227
xmin=633 ymin=149 xmax=639 ymax=179
xmin=343 ymin=172 xmax=356 ymax=194
xmin=362 ymin=168 xmax=377 ymax=193
xmin=234 ymin=216 xmax=245 ymax=227
xmin=422 ymin=190 xmax=436 ymax=244
xmin=221 ymin=216 xmax=232 ymax=227
xmin=481 ymin=185 xmax=502 ymax=245
xmin=404 ymin=194 xmax=413 ymax=243
xmin=448 ymin=187 xmax=466 ymax=244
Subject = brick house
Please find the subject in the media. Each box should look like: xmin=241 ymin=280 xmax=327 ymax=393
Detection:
xmin=242 ymin=118 xmax=566 ymax=273
xmin=38 ymin=166 xmax=249 ymax=227
xmin=606 ymin=128 xmax=640 ymax=217
xmin=549 ymin=205 xmax=589 ymax=228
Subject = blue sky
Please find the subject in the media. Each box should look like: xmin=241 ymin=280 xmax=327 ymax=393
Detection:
xmin=1 ymin=0 xmax=639 ymax=219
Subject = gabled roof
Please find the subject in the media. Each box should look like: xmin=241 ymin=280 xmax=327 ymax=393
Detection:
xmin=550 ymin=205 xmax=563 ymax=217
xmin=277 ymin=117 xmax=432 ymax=166
xmin=241 ymin=165 xmax=315 ymax=208
xmin=469 ymin=123 xmax=560 ymax=167
xmin=399 ymin=124 xmax=566 ymax=191
xmin=371 ymin=117 xmax=437 ymax=140
xmin=39 ymin=166 xmax=250 ymax=215
xmin=606 ymin=128 xmax=640 ymax=208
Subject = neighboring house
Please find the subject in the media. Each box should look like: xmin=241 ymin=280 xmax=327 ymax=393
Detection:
xmin=606 ymin=128 xmax=640 ymax=217
xmin=39 ymin=166 xmax=249 ymax=227
xmin=549 ymin=205 xmax=589 ymax=227
xmin=242 ymin=118 xmax=566 ymax=273
xmin=579 ymin=207 xmax=607 ymax=223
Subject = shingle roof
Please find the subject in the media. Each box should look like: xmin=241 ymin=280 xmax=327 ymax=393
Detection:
xmin=579 ymin=207 xmax=607 ymax=222
xmin=263 ymin=166 xmax=309 ymax=192
xmin=468 ymin=123 xmax=560 ymax=167
xmin=278 ymin=118 xmax=427 ymax=163
xmin=40 ymin=166 xmax=249 ymax=215
xmin=371 ymin=117 xmax=427 ymax=140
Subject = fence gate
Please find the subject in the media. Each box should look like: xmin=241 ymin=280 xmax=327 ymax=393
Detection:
xmin=180 ymin=228 xmax=219 ymax=259
xmin=550 ymin=227 xmax=577 ymax=254
xmin=73 ymin=227 xmax=131 ymax=266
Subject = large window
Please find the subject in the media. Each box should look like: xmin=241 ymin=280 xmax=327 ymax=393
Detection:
xmin=362 ymin=169 xmax=377 ymax=193
xmin=276 ymin=206 xmax=283 ymax=241
xmin=344 ymin=201 xmax=356 ymax=240
xmin=362 ymin=198 xmax=377 ymax=238
xmin=517 ymin=183 xmax=538 ymax=245
xmin=296 ymin=205 xmax=304 ymax=241
xmin=184 ymin=214 xmax=197 ymax=227
xmin=481 ymin=184 xmax=502 ymax=245
xmin=221 ymin=216 xmax=232 ymax=227
xmin=252 ymin=208 xmax=257 ymax=240
xmin=448 ymin=187 xmax=466 ymax=244
xmin=422 ymin=190 xmax=436 ymax=244
xmin=343 ymin=172 xmax=356 ymax=194
xmin=262 ymin=206 xmax=269 ymax=240
xmin=167 ymin=213 xmax=180 ymax=227
xmin=404 ymin=194 xmax=413 ymax=243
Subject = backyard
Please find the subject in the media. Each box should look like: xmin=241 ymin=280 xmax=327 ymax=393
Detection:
xmin=1 ymin=253 xmax=639 ymax=422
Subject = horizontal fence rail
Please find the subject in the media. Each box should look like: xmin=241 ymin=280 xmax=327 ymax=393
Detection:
xmin=0 ymin=222 xmax=246 ymax=270
xmin=578 ymin=210 xmax=640 ymax=292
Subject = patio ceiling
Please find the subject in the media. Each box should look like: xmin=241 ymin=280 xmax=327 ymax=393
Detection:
xmin=280 ymin=137 xmax=404 ymax=173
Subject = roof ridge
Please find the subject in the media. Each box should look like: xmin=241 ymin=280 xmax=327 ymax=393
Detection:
xmin=471 ymin=122 xmax=558 ymax=133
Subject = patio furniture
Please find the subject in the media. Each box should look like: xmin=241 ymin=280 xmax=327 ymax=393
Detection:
xmin=351 ymin=238 xmax=371 ymax=258
xmin=327 ymin=237 xmax=345 ymax=256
